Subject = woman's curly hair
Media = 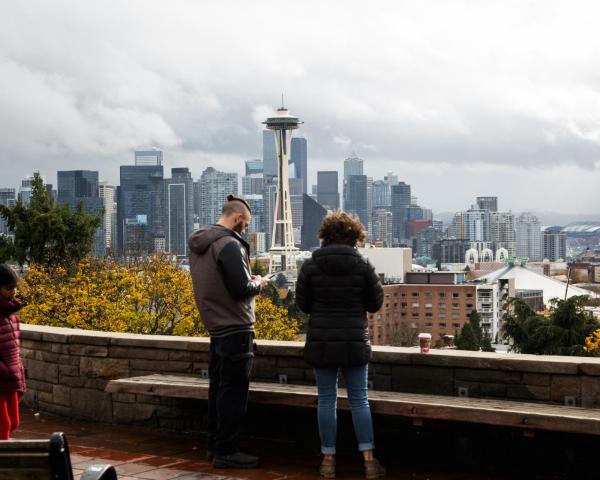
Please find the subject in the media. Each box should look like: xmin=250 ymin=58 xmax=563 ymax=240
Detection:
xmin=319 ymin=211 xmax=366 ymax=247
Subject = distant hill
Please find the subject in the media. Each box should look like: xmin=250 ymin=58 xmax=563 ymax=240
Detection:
xmin=434 ymin=211 xmax=600 ymax=227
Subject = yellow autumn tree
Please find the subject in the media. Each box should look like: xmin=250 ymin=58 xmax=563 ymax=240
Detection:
xmin=18 ymin=255 xmax=299 ymax=341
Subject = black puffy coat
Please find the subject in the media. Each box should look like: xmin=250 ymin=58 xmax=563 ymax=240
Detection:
xmin=296 ymin=244 xmax=384 ymax=367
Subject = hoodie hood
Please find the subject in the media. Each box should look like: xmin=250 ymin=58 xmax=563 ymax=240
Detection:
xmin=189 ymin=224 xmax=248 ymax=255
xmin=0 ymin=297 xmax=22 ymax=316
xmin=312 ymin=244 xmax=361 ymax=276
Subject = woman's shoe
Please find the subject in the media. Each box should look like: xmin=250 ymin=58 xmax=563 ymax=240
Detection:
xmin=319 ymin=457 xmax=336 ymax=479
xmin=364 ymin=458 xmax=386 ymax=479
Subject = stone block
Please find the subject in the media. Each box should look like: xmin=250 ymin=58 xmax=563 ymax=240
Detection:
xmin=192 ymin=362 xmax=209 ymax=373
xmin=454 ymin=368 xmax=521 ymax=384
xmin=71 ymin=388 xmax=113 ymax=422
xmin=51 ymin=344 xmax=70 ymax=354
xmin=582 ymin=376 xmax=600 ymax=408
xmin=370 ymin=363 xmax=392 ymax=376
xmin=506 ymin=384 xmax=550 ymax=402
xmin=69 ymin=333 xmax=110 ymax=346
xmin=251 ymin=357 xmax=278 ymax=379
xmin=522 ymin=373 xmax=551 ymax=387
xmin=391 ymin=365 xmax=453 ymax=395
xmin=59 ymin=365 xmax=79 ymax=378
xmin=53 ymin=385 xmax=71 ymax=407
xmin=455 ymin=381 xmax=480 ymax=398
xmin=20 ymin=348 xmax=35 ymax=359
xmin=129 ymin=359 xmax=192 ymax=373
xmin=108 ymin=346 xmax=170 ymax=361
xmin=369 ymin=374 xmax=391 ymax=391
xmin=277 ymin=357 xmax=306 ymax=369
xmin=26 ymin=359 xmax=58 ymax=383
xmin=110 ymin=336 xmax=190 ymax=351
xmin=80 ymin=357 xmax=130 ymax=378
xmin=37 ymin=401 xmax=74 ymax=418
xmin=38 ymin=391 xmax=53 ymax=403
xmin=550 ymin=375 xmax=581 ymax=404
xmin=20 ymin=339 xmax=39 ymax=350
xmin=277 ymin=367 xmax=305 ymax=382
xmin=578 ymin=363 xmax=600 ymax=376
xmin=25 ymin=378 xmax=53 ymax=393
xmin=114 ymin=393 xmax=136 ymax=403
xmin=254 ymin=341 xmax=305 ymax=358
xmin=112 ymin=401 xmax=157 ymax=423
xmin=59 ymin=375 xmax=86 ymax=388
xmin=34 ymin=351 xmax=60 ymax=363
xmin=58 ymin=354 xmax=81 ymax=366
xmin=69 ymin=345 xmax=108 ymax=357
xmin=39 ymin=332 xmax=69 ymax=344
xmin=136 ymin=394 xmax=162 ymax=405
xmin=479 ymin=383 xmax=507 ymax=398
xmin=190 ymin=352 xmax=209 ymax=363
xmin=168 ymin=350 xmax=193 ymax=362
xmin=371 ymin=350 xmax=413 ymax=365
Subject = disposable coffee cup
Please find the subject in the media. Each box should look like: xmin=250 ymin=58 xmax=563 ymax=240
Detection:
xmin=418 ymin=333 xmax=432 ymax=353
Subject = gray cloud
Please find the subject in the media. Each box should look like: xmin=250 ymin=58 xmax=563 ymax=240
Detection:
xmin=1 ymin=0 xmax=599 ymax=214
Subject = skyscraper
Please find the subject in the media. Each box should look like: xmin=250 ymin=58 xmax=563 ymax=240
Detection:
xmin=371 ymin=209 xmax=393 ymax=247
xmin=99 ymin=182 xmax=117 ymax=251
xmin=343 ymin=153 xmax=363 ymax=209
xmin=301 ymin=194 xmax=327 ymax=251
xmin=345 ymin=175 xmax=368 ymax=228
xmin=165 ymin=168 xmax=194 ymax=256
xmin=245 ymin=159 xmax=263 ymax=176
xmin=451 ymin=209 xmax=491 ymax=242
xmin=262 ymin=130 xmax=277 ymax=179
xmin=0 ymin=188 xmax=16 ymax=236
xmin=391 ymin=182 xmax=411 ymax=242
xmin=135 ymin=149 xmax=163 ymax=166
xmin=542 ymin=226 xmax=566 ymax=262
xmin=57 ymin=170 xmax=105 ymax=256
xmin=198 ymin=167 xmax=238 ymax=226
xmin=491 ymin=211 xmax=515 ymax=257
xmin=516 ymin=212 xmax=542 ymax=261
xmin=118 ymin=163 xmax=165 ymax=254
xmin=317 ymin=171 xmax=339 ymax=210
xmin=245 ymin=194 xmax=265 ymax=235
xmin=290 ymin=137 xmax=307 ymax=195
xmin=372 ymin=180 xmax=390 ymax=209
xmin=476 ymin=196 xmax=498 ymax=212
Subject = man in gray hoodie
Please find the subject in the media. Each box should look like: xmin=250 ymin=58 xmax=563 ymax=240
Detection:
xmin=189 ymin=195 xmax=269 ymax=469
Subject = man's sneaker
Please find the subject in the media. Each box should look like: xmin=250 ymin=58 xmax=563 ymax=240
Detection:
xmin=213 ymin=451 xmax=260 ymax=469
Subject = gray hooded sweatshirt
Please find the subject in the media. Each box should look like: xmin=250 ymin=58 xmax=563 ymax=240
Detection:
xmin=188 ymin=224 xmax=261 ymax=337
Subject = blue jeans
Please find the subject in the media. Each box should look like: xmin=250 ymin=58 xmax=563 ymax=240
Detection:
xmin=314 ymin=364 xmax=374 ymax=455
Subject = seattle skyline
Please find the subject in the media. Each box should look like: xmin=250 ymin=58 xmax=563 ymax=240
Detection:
xmin=2 ymin=1 xmax=600 ymax=214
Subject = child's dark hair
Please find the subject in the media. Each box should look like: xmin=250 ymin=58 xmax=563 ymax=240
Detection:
xmin=0 ymin=264 xmax=18 ymax=287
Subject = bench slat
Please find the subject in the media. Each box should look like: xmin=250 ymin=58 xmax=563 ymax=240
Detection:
xmin=106 ymin=374 xmax=600 ymax=436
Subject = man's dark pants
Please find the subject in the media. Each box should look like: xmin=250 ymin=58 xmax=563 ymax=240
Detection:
xmin=208 ymin=331 xmax=254 ymax=455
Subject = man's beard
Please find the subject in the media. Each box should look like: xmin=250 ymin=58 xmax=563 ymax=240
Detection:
xmin=233 ymin=220 xmax=245 ymax=236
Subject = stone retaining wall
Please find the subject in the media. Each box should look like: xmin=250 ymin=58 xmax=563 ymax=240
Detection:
xmin=19 ymin=324 xmax=600 ymax=428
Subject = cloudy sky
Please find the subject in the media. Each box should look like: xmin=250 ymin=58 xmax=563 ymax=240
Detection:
xmin=1 ymin=0 xmax=599 ymax=216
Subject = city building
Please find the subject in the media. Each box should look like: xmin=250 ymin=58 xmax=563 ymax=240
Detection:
xmin=301 ymin=194 xmax=327 ymax=251
xmin=345 ymin=175 xmax=368 ymax=228
xmin=371 ymin=209 xmax=393 ymax=247
xmin=317 ymin=171 xmax=339 ymax=210
xmin=542 ymin=226 xmax=567 ymax=262
xmin=262 ymin=130 xmax=277 ymax=179
xmin=372 ymin=180 xmax=390 ymax=209
xmin=414 ymin=227 xmax=444 ymax=259
xmin=117 ymin=162 xmax=165 ymax=255
xmin=245 ymin=194 xmax=265 ymax=235
xmin=408 ymin=219 xmax=432 ymax=238
xmin=242 ymin=176 xmax=266 ymax=196
xmin=134 ymin=149 xmax=163 ymax=166
xmin=98 ymin=182 xmax=116 ymax=251
xmin=197 ymin=167 xmax=238 ymax=227
xmin=165 ymin=168 xmax=194 ymax=256
xmin=358 ymin=247 xmax=412 ymax=283
xmin=248 ymin=232 xmax=267 ymax=256
xmin=57 ymin=170 xmax=105 ymax=256
xmin=290 ymin=137 xmax=307 ymax=195
xmin=433 ymin=238 xmax=471 ymax=264
xmin=343 ymin=153 xmax=363 ymax=210
xmin=0 ymin=188 xmax=16 ymax=236
xmin=476 ymin=196 xmax=498 ymax=212
xmin=245 ymin=159 xmax=263 ymax=176
xmin=451 ymin=209 xmax=491 ymax=242
xmin=491 ymin=212 xmax=515 ymax=257
xmin=516 ymin=212 xmax=542 ymax=261
xmin=391 ymin=182 xmax=411 ymax=243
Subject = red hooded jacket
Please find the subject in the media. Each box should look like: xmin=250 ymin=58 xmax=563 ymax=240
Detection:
xmin=0 ymin=298 xmax=25 ymax=394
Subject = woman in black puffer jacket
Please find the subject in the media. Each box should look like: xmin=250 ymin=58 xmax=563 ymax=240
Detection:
xmin=296 ymin=211 xmax=385 ymax=479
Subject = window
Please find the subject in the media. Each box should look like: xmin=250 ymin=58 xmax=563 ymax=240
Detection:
xmin=412 ymin=303 xmax=419 ymax=308
xmin=424 ymin=292 xmax=432 ymax=298
xmin=439 ymin=322 xmax=447 ymax=328
xmin=466 ymin=293 xmax=474 ymax=298
xmin=401 ymin=302 xmax=407 ymax=308
xmin=452 ymin=314 xmax=460 ymax=320
xmin=425 ymin=303 xmax=433 ymax=308
xmin=438 ymin=303 xmax=446 ymax=309
xmin=452 ymin=323 xmax=461 ymax=328
xmin=452 ymin=292 xmax=460 ymax=298
xmin=401 ymin=312 xmax=407 ymax=317
xmin=425 ymin=313 xmax=433 ymax=318
xmin=466 ymin=303 xmax=474 ymax=309
xmin=411 ymin=292 xmax=420 ymax=297
xmin=425 ymin=322 xmax=433 ymax=327
xmin=401 ymin=292 xmax=407 ymax=297
xmin=452 ymin=303 xmax=460 ymax=309
xmin=438 ymin=292 xmax=446 ymax=299
xmin=412 ymin=312 xmax=420 ymax=318
xmin=439 ymin=313 xmax=446 ymax=319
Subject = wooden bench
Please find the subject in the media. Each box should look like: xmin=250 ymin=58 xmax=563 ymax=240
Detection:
xmin=0 ymin=432 xmax=117 ymax=480
xmin=106 ymin=374 xmax=600 ymax=437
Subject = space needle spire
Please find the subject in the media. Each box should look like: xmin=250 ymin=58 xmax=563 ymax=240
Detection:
xmin=263 ymin=102 xmax=303 ymax=273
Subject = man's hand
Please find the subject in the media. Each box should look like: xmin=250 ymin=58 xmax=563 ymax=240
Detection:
xmin=253 ymin=275 xmax=271 ymax=289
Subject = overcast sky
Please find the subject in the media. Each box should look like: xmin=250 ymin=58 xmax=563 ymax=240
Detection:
xmin=1 ymin=0 xmax=599 ymax=216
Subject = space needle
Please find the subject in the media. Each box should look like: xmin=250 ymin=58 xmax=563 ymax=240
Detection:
xmin=263 ymin=100 xmax=303 ymax=273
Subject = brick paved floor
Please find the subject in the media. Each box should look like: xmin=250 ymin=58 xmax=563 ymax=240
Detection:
xmin=13 ymin=409 xmax=520 ymax=479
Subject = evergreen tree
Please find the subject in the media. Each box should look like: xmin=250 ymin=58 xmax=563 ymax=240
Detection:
xmin=455 ymin=310 xmax=484 ymax=351
xmin=0 ymin=174 xmax=101 ymax=268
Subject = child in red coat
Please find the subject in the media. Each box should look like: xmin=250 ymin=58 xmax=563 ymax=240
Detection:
xmin=0 ymin=264 xmax=25 ymax=440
